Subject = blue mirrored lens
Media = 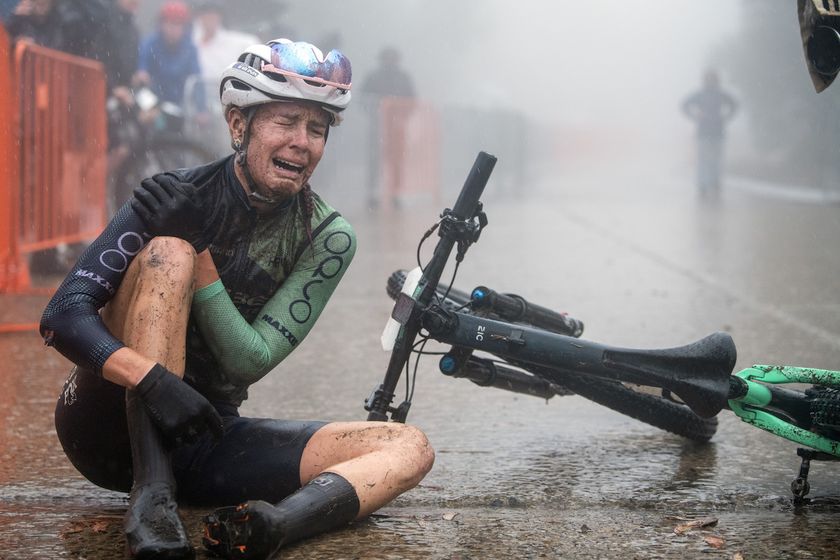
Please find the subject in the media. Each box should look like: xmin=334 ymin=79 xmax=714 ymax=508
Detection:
xmin=270 ymin=42 xmax=352 ymax=86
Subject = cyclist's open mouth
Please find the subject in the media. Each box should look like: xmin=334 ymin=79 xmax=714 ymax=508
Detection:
xmin=273 ymin=158 xmax=305 ymax=175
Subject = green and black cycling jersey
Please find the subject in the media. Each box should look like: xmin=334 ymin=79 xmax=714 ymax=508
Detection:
xmin=41 ymin=155 xmax=356 ymax=408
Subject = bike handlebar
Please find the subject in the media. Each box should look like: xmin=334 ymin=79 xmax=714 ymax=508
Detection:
xmin=365 ymin=151 xmax=497 ymax=422
xmin=451 ymin=152 xmax=496 ymax=219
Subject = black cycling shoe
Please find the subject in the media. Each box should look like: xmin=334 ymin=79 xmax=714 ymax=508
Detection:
xmin=125 ymin=482 xmax=195 ymax=559
xmin=203 ymin=501 xmax=284 ymax=559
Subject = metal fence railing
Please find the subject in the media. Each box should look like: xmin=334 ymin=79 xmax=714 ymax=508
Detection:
xmin=0 ymin=29 xmax=108 ymax=332
xmin=14 ymin=40 xmax=108 ymax=258
xmin=0 ymin=25 xmax=22 ymax=295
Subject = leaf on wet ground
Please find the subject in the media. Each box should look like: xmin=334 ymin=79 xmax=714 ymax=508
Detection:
xmin=442 ymin=512 xmax=459 ymax=521
xmin=673 ymin=516 xmax=718 ymax=535
xmin=703 ymin=535 xmax=726 ymax=549
xmin=61 ymin=517 xmax=115 ymax=537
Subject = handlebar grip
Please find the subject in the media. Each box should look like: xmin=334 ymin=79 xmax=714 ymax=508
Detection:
xmin=441 ymin=356 xmax=556 ymax=399
xmin=451 ymin=151 xmax=496 ymax=219
xmin=471 ymin=287 xmax=584 ymax=338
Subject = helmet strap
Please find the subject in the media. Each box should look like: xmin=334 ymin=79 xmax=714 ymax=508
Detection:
xmin=233 ymin=107 xmax=283 ymax=206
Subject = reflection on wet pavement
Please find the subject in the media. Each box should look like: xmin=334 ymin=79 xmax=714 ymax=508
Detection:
xmin=4 ymin=165 xmax=840 ymax=558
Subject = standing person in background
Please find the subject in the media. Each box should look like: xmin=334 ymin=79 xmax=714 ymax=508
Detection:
xmin=189 ymin=0 xmax=257 ymax=154
xmin=135 ymin=0 xmax=207 ymax=127
xmin=361 ymin=47 xmax=416 ymax=208
xmin=0 ymin=0 xmax=18 ymax=22
xmin=103 ymin=0 xmax=141 ymax=93
xmin=192 ymin=0 xmax=258 ymax=82
xmin=4 ymin=0 xmax=88 ymax=54
xmin=681 ymin=70 xmax=738 ymax=195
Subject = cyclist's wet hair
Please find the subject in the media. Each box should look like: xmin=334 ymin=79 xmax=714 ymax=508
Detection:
xmin=300 ymin=185 xmax=315 ymax=252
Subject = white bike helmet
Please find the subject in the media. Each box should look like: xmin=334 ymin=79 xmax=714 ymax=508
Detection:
xmin=220 ymin=38 xmax=352 ymax=125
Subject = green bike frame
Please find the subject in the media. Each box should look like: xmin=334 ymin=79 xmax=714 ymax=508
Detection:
xmin=729 ymin=365 xmax=840 ymax=456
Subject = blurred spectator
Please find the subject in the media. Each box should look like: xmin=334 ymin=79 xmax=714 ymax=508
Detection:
xmin=363 ymin=47 xmax=415 ymax=99
xmin=103 ymin=0 xmax=140 ymax=92
xmin=6 ymin=0 xmax=137 ymax=89
xmin=192 ymin=0 xmax=258 ymax=82
xmin=361 ymin=47 xmax=416 ymax=208
xmin=104 ymin=0 xmax=142 ymax=212
xmin=682 ymin=70 xmax=738 ymax=194
xmin=135 ymin=0 xmax=205 ymax=115
xmin=4 ymin=0 xmax=87 ymax=53
xmin=0 ymin=0 xmax=17 ymax=22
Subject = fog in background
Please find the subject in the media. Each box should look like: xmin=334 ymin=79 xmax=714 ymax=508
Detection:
xmin=133 ymin=1 xmax=840 ymax=193
xmin=287 ymin=1 xmax=739 ymax=127
xmin=283 ymin=1 xmax=745 ymax=187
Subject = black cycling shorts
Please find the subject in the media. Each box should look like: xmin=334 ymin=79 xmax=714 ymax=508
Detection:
xmin=54 ymin=367 xmax=327 ymax=506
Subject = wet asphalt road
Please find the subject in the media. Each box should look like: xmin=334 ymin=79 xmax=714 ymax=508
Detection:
xmin=3 ymin=156 xmax=840 ymax=559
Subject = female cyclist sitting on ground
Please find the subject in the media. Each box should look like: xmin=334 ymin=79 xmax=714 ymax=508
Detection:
xmin=41 ymin=38 xmax=434 ymax=560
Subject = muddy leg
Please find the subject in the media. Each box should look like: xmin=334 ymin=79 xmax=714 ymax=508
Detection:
xmin=203 ymin=422 xmax=434 ymax=558
xmin=104 ymin=237 xmax=196 ymax=559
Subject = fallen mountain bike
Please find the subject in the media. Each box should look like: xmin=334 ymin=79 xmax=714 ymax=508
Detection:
xmin=364 ymin=151 xmax=840 ymax=502
xmin=364 ymin=151 xmax=735 ymax=443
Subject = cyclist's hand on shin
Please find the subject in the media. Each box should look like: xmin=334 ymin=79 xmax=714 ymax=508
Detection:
xmin=135 ymin=364 xmax=224 ymax=446
xmin=131 ymin=173 xmax=208 ymax=252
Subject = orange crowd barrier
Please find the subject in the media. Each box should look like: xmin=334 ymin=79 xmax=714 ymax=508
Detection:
xmin=14 ymin=40 xmax=107 ymax=264
xmin=0 ymin=25 xmax=22 ymax=293
xmin=0 ymin=30 xmax=108 ymax=334
xmin=378 ymin=97 xmax=441 ymax=206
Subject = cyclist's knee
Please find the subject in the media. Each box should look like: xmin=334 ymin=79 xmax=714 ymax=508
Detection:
xmin=138 ymin=237 xmax=195 ymax=268
xmin=393 ymin=424 xmax=435 ymax=485
xmin=136 ymin=237 xmax=196 ymax=285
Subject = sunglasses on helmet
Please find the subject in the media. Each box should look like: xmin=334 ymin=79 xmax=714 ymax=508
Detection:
xmin=262 ymin=41 xmax=352 ymax=91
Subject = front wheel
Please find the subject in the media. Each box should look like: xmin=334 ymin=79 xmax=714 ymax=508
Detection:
xmin=505 ymin=360 xmax=718 ymax=442
xmin=554 ymin=372 xmax=718 ymax=442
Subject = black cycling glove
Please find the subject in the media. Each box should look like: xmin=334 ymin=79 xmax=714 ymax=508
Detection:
xmin=131 ymin=173 xmax=209 ymax=252
xmin=134 ymin=363 xmax=224 ymax=447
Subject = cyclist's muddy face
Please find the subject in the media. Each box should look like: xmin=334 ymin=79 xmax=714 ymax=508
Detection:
xmin=235 ymin=102 xmax=329 ymax=203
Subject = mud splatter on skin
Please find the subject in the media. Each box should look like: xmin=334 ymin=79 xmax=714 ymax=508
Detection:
xmin=98 ymin=238 xmax=197 ymax=374
xmin=335 ymin=425 xmax=400 ymax=442
xmin=146 ymin=251 xmax=165 ymax=268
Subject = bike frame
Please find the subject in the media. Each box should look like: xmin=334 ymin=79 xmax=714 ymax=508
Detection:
xmin=421 ymin=307 xmax=732 ymax=419
xmin=365 ymin=150 xmax=840 ymax=502
xmin=365 ymin=151 xmax=734 ymax=423
xmin=729 ymin=365 xmax=840 ymax=457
